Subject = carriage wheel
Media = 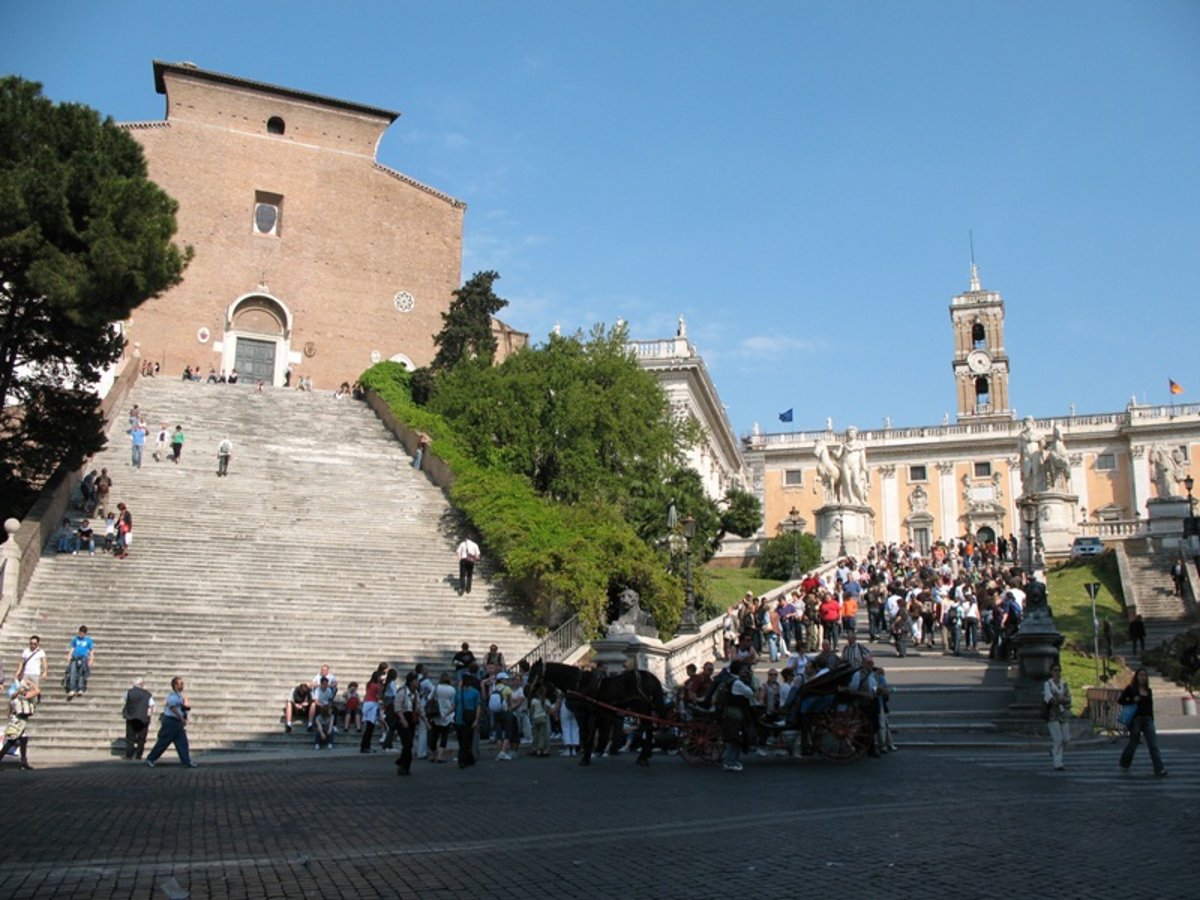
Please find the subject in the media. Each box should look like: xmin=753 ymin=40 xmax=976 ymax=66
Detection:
xmin=679 ymin=721 xmax=723 ymax=767
xmin=813 ymin=704 xmax=869 ymax=764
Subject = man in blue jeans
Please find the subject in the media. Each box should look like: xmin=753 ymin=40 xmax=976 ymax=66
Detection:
xmin=64 ymin=625 xmax=94 ymax=699
xmin=146 ymin=676 xmax=198 ymax=768
xmin=454 ymin=675 xmax=481 ymax=768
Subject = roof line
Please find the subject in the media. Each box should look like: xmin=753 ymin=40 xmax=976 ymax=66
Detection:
xmin=152 ymin=60 xmax=401 ymax=122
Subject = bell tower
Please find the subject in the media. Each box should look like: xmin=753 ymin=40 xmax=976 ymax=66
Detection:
xmin=950 ymin=263 xmax=1013 ymax=422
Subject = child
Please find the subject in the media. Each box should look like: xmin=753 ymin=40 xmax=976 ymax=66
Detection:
xmin=529 ymin=686 xmax=551 ymax=757
xmin=103 ymin=511 xmax=117 ymax=551
xmin=342 ymin=682 xmax=362 ymax=732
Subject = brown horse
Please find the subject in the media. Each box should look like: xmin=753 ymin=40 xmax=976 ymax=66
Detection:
xmin=527 ymin=661 xmax=667 ymax=766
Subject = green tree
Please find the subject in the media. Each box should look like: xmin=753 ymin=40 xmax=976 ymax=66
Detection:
xmin=431 ymin=270 xmax=508 ymax=371
xmin=756 ymin=531 xmax=822 ymax=581
xmin=712 ymin=488 xmax=763 ymax=555
xmin=0 ymin=77 xmax=191 ymax=520
xmin=431 ymin=322 xmax=693 ymax=507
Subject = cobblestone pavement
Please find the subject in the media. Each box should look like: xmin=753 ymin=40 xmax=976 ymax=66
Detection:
xmin=3 ymin=735 xmax=1197 ymax=899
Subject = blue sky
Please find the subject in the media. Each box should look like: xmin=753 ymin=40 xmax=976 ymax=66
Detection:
xmin=5 ymin=1 xmax=1198 ymax=436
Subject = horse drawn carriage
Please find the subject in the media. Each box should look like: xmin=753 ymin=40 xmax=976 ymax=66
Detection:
xmin=526 ymin=659 xmax=874 ymax=767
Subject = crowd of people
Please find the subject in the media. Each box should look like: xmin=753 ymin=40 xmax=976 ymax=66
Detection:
xmin=280 ymin=644 xmax=576 ymax=775
xmin=721 ymin=539 xmax=1040 ymax=669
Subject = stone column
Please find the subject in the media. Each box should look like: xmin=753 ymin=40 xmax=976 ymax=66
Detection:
xmin=937 ymin=461 xmax=958 ymax=541
xmin=1130 ymin=445 xmax=1150 ymax=520
xmin=879 ymin=465 xmax=899 ymax=544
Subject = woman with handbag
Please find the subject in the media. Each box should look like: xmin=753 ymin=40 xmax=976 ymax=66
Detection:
xmin=1043 ymin=663 xmax=1072 ymax=770
xmin=1118 ymin=668 xmax=1167 ymax=777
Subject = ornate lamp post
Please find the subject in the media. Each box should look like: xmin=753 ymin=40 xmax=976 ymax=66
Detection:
xmin=1021 ymin=503 xmax=1037 ymax=572
xmin=838 ymin=509 xmax=848 ymax=559
xmin=677 ymin=514 xmax=699 ymax=634
xmin=781 ymin=506 xmax=804 ymax=581
xmin=1185 ymin=474 xmax=1197 ymax=545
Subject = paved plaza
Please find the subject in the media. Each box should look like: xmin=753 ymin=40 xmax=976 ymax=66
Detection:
xmin=3 ymin=735 xmax=1197 ymax=899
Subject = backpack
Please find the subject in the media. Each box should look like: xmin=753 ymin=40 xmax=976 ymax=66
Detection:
xmin=488 ymin=688 xmax=506 ymax=713
xmin=425 ymin=693 xmax=440 ymax=719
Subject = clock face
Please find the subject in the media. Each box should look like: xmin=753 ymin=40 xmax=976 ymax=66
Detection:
xmin=966 ymin=349 xmax=992 ymax=375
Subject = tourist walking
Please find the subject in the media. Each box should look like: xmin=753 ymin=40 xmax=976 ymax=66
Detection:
xmin=171 ymin=425 xmax=185 ymax=463
xmin=1043 ymin=663 xmax=1072 ymax=770
xmin=1128 ymin=615 xmax=1146 ymax=656
xmin=64 ymin=625 xmax=94 ymax=699
xmin=114 ymin=502 xmax=133 ymax=558
xmin=455 ymin=535 xmax=480 ymax=595
xmin=129 ymin=419 xmax=147 ymax=468
xmin=154 ymin=423 xmax=169 ymax=462
xmin=146 ymin=676 xmax=198 ymax=768
xmin=122 ymin=678 xmax=155 ymax=760
xmin=217 ymin=436 xmax=233 ymax=476
xmin=16 ymin=635 xmax=47 ymax=688
xmin=1118 ymin=668 xmax=1166 ymax=776
xmin=0 ymin=679 xmax=40 ymax=770
xmin=395 ymin=671 xmax=421 ymax=776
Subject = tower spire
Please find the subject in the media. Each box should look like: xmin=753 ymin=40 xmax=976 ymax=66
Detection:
xmin=968 ymin=231 xmax=981 ymax=291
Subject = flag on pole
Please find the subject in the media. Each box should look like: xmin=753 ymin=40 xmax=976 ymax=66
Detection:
xmin=778 ymin=408 xmax=794 ymax=423
xmin=1169 ymin=379 xmax=1184 ymax=395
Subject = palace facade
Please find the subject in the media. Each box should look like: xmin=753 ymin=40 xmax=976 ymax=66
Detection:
xmin=742 ymin=266 xmax=1200 ymax=558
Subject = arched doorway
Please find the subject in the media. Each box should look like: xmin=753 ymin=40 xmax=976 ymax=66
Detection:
xmin=975 ymin=525 xmax=997 ymax=545
xmin=224 ymin=293 xmax=293 ymax=385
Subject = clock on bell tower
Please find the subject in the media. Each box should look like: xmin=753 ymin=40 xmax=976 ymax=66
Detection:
xmin=950 ymin=263 xmax=1013 ymax=422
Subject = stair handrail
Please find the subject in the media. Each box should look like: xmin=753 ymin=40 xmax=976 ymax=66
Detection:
xmin=513 ymin=614 xmax=592 ymax=670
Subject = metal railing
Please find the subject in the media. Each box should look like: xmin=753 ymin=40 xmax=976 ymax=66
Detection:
xmin=514 ymin=614 xmax=593 ymax=671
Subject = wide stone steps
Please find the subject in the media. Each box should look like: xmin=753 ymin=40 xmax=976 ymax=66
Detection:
xmin=0 ymin=377 xmax=536 ymax=752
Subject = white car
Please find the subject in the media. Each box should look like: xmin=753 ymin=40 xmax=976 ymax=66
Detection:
xmin=1070 ymin=536 xmax=1104 ymax=558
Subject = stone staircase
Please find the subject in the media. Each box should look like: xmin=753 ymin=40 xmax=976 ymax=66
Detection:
xmin=0 ymin=378 xmax=536 ymax=753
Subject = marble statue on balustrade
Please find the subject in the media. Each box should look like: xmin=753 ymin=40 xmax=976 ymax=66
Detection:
xmin=1018 ymin=416 xmax=1044 ymax=496
xmin=1151 ymin=444 xmax=1186 ymax=499
xmin=1042 ymin=424 xmax=1071 ymax=493
xmin=814 ymin=426 xmax=869 ymax=506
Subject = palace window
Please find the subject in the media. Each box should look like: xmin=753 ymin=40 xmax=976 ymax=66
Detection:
xmin=253 ymin=191 xmax=284 ymax=236
xmin=974 ymin=461 xmax=992 ymax=478
xmin=909 ymin=465 xmax=927 ymax=482
xmin=783 ymin=469 xmax=803 ymax=487
xmin=1095 ymin=453 xmax=1116 ymax=472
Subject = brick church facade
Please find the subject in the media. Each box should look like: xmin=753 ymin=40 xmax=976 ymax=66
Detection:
xmin=120 ymin=61 xmax=467 ymax=388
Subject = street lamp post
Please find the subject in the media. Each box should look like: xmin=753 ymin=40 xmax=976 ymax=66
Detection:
xmin=783 ymin=506 xmax=803 ymax=581
xmin=1021 ymin=503 xmax=1037 ymax=572
xmin=838 ymin=509 xmax=847 ymax=559
xmin=677 ymin=514 xmax=699 ymax=634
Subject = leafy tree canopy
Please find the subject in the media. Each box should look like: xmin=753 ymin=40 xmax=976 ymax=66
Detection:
xmin=430 ymin=322 xmax=695 ymax=508
xmin=0 ymin=77 xmax=190 ymax=519
xmin=756 ymin=531 xmax=822 ymax=581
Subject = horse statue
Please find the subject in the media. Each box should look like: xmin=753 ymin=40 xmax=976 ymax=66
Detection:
xmin=526 ymin=660 xmax=667 ymax=766
xmin=813 ymin=440 xmax=841 ymax=503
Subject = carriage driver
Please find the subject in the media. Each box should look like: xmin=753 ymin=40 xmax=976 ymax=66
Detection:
xmin=848 ymin=656 xmax=883 ymax=758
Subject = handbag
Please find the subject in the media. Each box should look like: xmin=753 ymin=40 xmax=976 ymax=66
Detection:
xmin=1117 ymin=703 xmax=1138 ymax=727
xmin=1041 ymin=701 xmax=1052 ymax=722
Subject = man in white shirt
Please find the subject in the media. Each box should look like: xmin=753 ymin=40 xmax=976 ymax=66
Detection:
xmin=455 ymin=536 xmax=481 ymax=595
xmin=16 ymin=636 xmax=47 ymax=687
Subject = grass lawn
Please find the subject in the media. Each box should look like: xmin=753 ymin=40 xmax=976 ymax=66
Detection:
xmin=703 ymin=566 xmax=784 ymax=616
xmin=1045 ymin=553 xmax=1130 ymax=712
xmin=1044 ymin=554 xmax=1125 ymax=648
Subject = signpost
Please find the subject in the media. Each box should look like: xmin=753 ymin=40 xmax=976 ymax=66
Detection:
xmin=1086 ymin=582 xmax=1103 ymax=681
